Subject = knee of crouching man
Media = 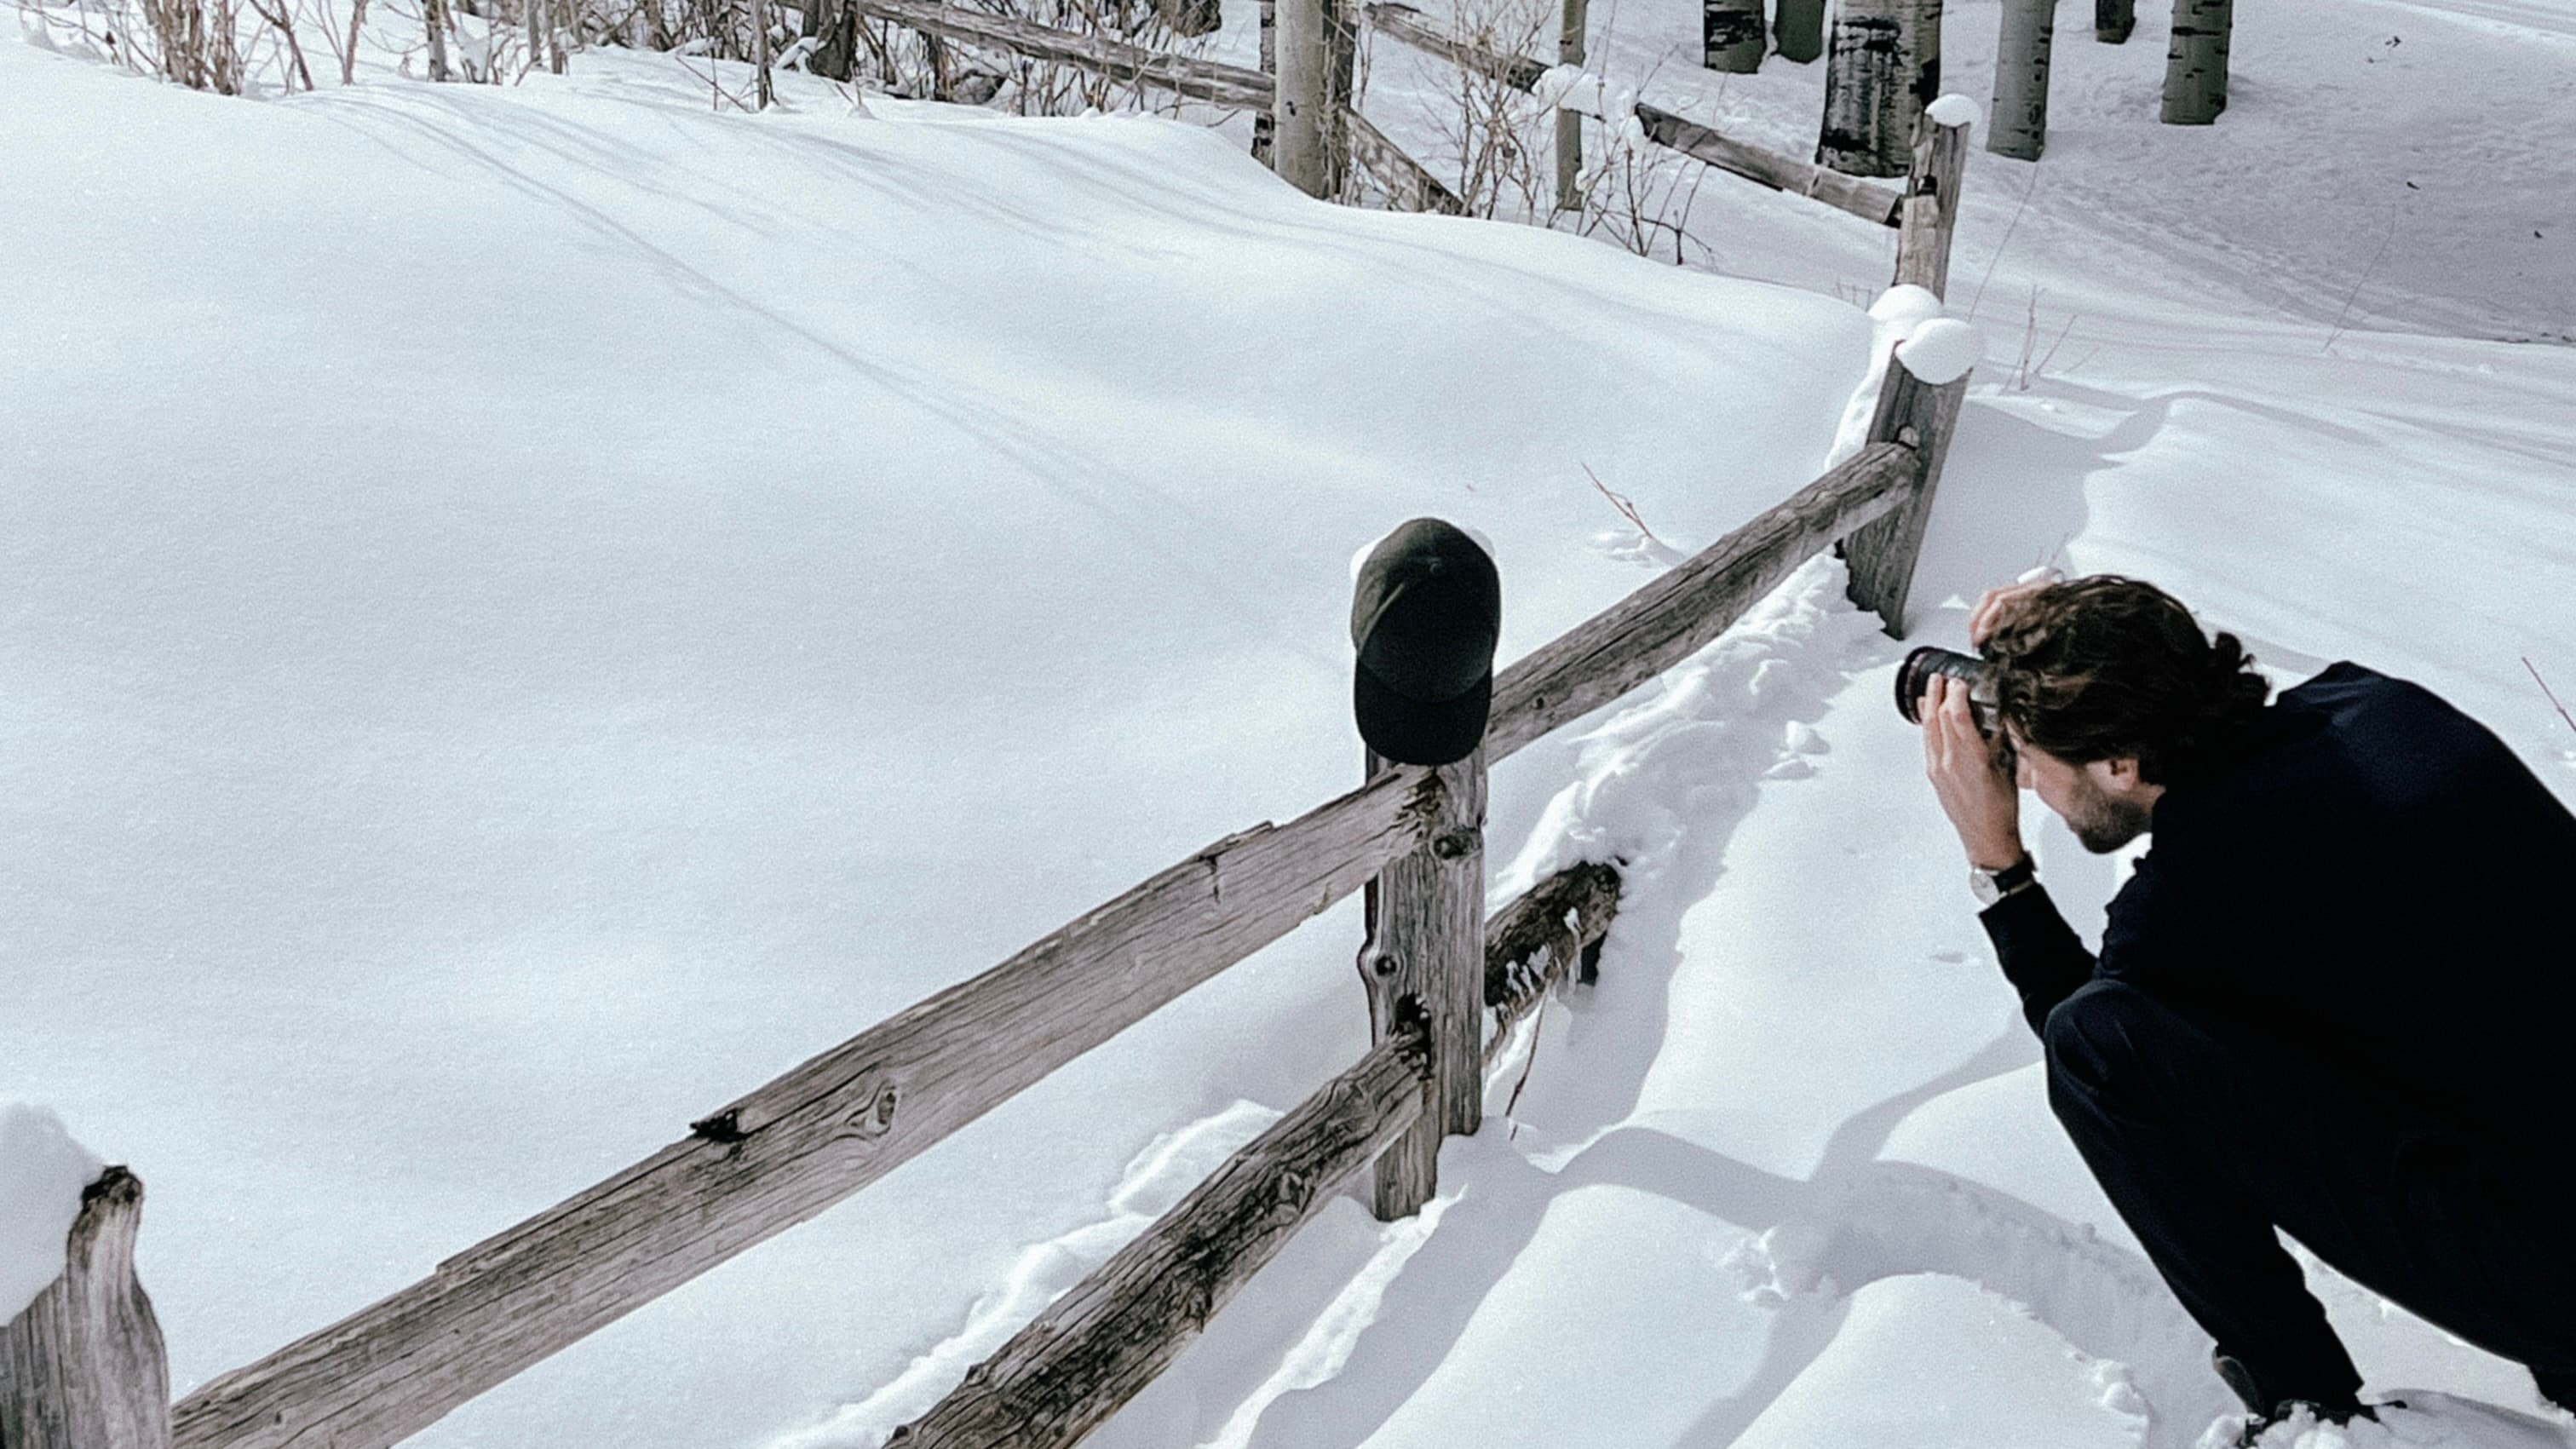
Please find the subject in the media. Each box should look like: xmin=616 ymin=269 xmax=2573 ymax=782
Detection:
xmin=2042 ymin=979 xmax=2153 ymax=1090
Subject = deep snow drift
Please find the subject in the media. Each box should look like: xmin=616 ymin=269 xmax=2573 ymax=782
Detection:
xmin=6 ymin=0 xmax=2575 ymax=1445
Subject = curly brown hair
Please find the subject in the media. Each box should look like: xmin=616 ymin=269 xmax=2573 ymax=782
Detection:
xmin=1979 ymin=576 xmax=2272 ymax=786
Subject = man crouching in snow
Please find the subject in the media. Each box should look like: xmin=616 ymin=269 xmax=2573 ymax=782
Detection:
xmin=1916 ymin=574 xmax=2576 ymax=1436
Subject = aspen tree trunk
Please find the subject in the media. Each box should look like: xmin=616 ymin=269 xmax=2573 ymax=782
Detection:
xmin=2160 ymin=0 xmax=2228 ymax=122
xmin=423 ymin=0 xmax=451 ymax=78
xmin=1703 ymin=0 xmax=1763 ymax=72
xmin=549 ymin=0 xmax=566 ymax=74
xmin=1555 ymin=0 xmax=1586 ymax=210
xmin=2095 ymin=0 xmax=2132 ymax=42
xmin=1274 ymin=0 xmax=1353 ymax=197
xmin=1817 ymin=0 xmax=1936 ymax=175
xmin=752 ymin=0 xmax=773 ymax=106
xmin=1773 ymin=0 xmax=1822 ymax=62
xmin=1988 ymin=0 xmax=2051 ymax=159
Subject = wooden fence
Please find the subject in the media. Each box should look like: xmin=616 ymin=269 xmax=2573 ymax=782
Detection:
xmin=3 ymin=64 xmax=1981 ymax=1449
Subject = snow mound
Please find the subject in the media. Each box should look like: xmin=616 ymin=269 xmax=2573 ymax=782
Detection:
xmin=1895 ymin=318 xmax=1984 ymax=385
xmin=1 ymin=1102 xmax=103 ymax=1322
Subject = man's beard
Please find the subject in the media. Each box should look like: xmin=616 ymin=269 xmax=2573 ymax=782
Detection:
xmin=2065 ymin=773 xmax=2153 ymax=854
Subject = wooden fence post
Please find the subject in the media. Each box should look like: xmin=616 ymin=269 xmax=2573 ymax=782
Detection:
xmin=1988 ymin=0 xmax=2052 ymax=160
xmin=2160 ymin=0 xmax=2230 ymax=124
xmin=1274 ymin=0 xmax=1354 ymax=197
xmin=1842 ymin=351 xmax=1969 ymax=635
xmin=1358 ymin=745 xmax=1486 ymax=1220
xmin=1 ymin=1167 xmax=172 ymax=1449
xmin=1891 ymin=100 xmax=1970 ymax=299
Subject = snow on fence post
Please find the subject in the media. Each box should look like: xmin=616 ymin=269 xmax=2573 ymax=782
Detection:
xmin=2160 ymin=0 xmax=2229 ymax=124
xmin=1703 ymin=0 xmax=1763 ymax=72
xmin=1816 ymin=0 xmax=1941 ymax=177
xmin=2095 ymin=0 xmax=2134 ymax=43
xmin=1274 ymin=0 xmax=1356 ymax=197
xmin=1 ymin=1168 xmax=172 ymax=1449
xmin=1891 ymin=95 xmax=1971 ymax=297
xmin=1554 ymin=0 xmax=1587 ymax=211
xmin=1843 ymin=325 xmax=1975 ymax=635
xmin=1359 ymin=744 xmax=1486 ymax=1220
xmin=1987 ymin=0 xmax=2052 ymax=160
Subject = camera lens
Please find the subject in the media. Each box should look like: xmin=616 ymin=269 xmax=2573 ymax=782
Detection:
xmin=1895 ymin=647 xmax=1985 ymax=726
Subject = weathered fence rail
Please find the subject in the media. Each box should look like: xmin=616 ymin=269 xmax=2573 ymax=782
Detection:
xmin=12 ymin=49 xmax=1982 ymax=1449
xmin=1358 ymin=1 xmax=1906 ymax=226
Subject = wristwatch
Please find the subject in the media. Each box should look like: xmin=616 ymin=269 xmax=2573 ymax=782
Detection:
xmin=1969 ymin=856 xmax=2037 ymax=907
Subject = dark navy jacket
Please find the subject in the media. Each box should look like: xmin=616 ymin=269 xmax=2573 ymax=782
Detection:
xmin=1981 ymin=663 xmax=2576 ymax=1164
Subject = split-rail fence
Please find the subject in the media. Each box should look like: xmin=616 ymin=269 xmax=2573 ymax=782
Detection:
xmin=3 ymin=72 xmax=1981 ymax=1449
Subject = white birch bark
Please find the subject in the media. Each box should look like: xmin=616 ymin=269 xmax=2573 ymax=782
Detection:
xmin=1817 ymin=0 xmax=1937 ymax=176
xmin=2160 ymin=0 xmax=2229 ymax=123
xmin=423 ymin=0 xmax=451 ymax=79
xmin=1273 ymin=0 xmax=1352 ymax=197
xmin=1988 ymin=0 xmax=2052 ymax=159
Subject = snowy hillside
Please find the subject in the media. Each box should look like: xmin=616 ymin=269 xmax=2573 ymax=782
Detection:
xmin=6 ymin=0 xmax=2575 ymax=1445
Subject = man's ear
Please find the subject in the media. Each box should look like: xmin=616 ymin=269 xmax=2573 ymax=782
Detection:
xmin=2096 ymin=756 xmax=2147 ymax=791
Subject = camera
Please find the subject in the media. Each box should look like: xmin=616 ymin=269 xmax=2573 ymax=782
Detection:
xmin=1895 ymin=646 xmax=2002 ymax=738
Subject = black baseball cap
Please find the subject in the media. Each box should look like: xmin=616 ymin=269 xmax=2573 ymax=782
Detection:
xmin=1351 ymin=519 xmax=1500 ymax=766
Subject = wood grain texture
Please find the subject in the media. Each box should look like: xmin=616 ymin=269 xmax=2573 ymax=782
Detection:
xmin=1346 ymin=108 xmax=1468 ymax=214
xmin=1892 ymin=109 xmax=1969 ymax=297
xmin=170 ymin=769 xmax=1445 ymax=1449
xmin=1842 ymin=356 xmax=1971 ymax=636
xmin=1360 ymin=2 xmax=1901 ymax=227
xmin=1485 ymin=441 xmax=1917 ymax=762
xmin=2 ymin=1168 xmax=170 ymax=1449
xmin=1482 ymin=861 xmax=1620 ymax=1052
xmin=847 ymin=0 xmax=1273 ymax=106
xmin=885 ymin=1033 xmax=1430 ymax=1449
xmin=1358 ymin=749 xmax=1485 ymax=1219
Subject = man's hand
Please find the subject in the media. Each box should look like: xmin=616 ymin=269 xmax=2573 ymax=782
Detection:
xmin=1967 ymin=578 xmax=2051 ymax=649
xmin=1920 ymin=674 xmax=2025 ymax=871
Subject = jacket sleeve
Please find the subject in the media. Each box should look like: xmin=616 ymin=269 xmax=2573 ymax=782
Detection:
xmin=1978 ymin=884 xmax=2097 ymax=1036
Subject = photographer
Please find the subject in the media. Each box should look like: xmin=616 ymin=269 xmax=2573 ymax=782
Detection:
xmin=1913 ymin=574 xmax=2576 ymax=1435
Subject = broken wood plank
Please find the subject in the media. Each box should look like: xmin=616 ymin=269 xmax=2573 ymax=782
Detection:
xmin=1482 ymin=860 xmax=1620 ymax=1052
xmin=886 ymin=1031 xmax=1429 ymax=1447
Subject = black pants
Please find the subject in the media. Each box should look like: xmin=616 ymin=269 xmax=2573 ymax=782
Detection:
xmin=2044 ymin=979 xmax=2576 ymax=1406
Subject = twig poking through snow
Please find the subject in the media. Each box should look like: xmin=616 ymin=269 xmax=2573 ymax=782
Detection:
xmin=1504 ymin=998 xmax=1545 ymax=1141
xmin=1582 ymin=462 xmax=1670 ymax=551
xmin=2321 ymin=204 xmax=2401 ymax=354
xmin=2523 ymin=657 xmax=2576 ymax=736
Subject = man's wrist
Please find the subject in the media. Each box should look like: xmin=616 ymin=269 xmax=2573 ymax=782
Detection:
xmin=1965 ymin=841 xmax=2027 ymax=873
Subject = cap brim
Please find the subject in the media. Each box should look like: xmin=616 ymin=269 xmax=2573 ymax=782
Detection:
xmin=1354 ymin=665 xmax=1492 ymax=767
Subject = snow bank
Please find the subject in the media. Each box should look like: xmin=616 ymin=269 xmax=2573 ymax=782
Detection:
xmin=1 ymin=1103 xmax=103 ymax=1322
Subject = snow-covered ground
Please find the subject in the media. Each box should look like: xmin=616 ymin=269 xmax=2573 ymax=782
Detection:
xmin=5 ymin=0 xmax=2573 ymax=1446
